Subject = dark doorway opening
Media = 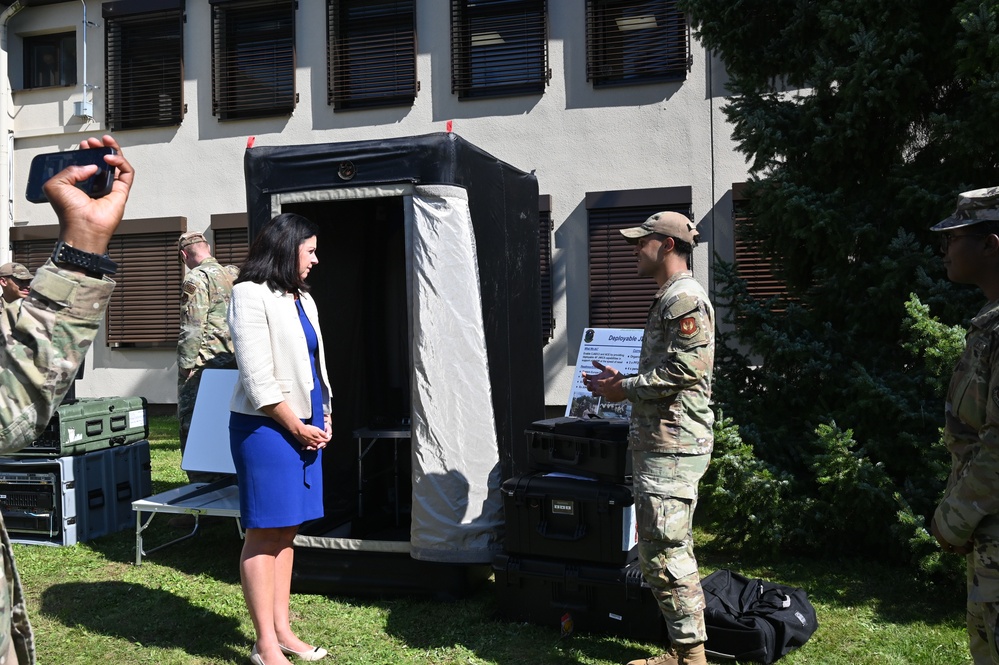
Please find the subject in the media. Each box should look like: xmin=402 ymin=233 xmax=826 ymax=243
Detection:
xmin=286 ymin=196 xmax=412 ymax=541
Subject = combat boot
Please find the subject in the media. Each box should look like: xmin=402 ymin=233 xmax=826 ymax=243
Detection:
xmin=626 ymin=643 xmax=708 ymax=665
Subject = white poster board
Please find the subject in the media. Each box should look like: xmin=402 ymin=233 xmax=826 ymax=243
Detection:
xmin=565 ymin=328 xmax=644 ymax=419
xmin=182 ymin=369 xmax=238 ymax=475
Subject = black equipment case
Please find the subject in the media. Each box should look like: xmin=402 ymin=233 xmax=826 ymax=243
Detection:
xmin=492 ymin=552 xmax=665 ymax=641
xmin=15 ymin=396 xmax=148 ymax=457
xmin=501 ymin=472 xmax=638 ymax=565
xmin=525 ymin=417 xmax=631 ymax=482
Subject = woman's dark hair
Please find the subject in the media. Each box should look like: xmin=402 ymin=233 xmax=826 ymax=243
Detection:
xmin=235 ymin=212 xmax=319 ymax=294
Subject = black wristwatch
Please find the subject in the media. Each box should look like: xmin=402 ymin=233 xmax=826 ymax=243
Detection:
xmin=51 ymin=240 xmax=117 ymax=278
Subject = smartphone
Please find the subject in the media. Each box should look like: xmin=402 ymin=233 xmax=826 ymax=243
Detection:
xmin=25 ymin=146 xmax=117 ymax=204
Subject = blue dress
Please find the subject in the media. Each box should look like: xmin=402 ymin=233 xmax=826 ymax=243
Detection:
xmin=229 ymin=299 xmax=325 ymax=529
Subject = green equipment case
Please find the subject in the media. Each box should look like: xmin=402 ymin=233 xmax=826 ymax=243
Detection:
xmin=14 ymin=396 xmax=148 ymax=457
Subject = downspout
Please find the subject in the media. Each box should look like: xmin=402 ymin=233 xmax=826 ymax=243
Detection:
xmin=74 ymin=0 xmax=93 ymax=120
xmin=0 ymin=1 xmax=29 ymax=265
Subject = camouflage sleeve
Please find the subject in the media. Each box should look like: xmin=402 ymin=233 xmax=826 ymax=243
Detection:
xmin=178 ymin=271 xmax=209 ymax=370
xmin=935 ymin=332 xmax=999 ymax=545
xmin=621 ymin=298 xmax=712 ymax=402
xmin=0 ymin=260 xmax=114 ymax=454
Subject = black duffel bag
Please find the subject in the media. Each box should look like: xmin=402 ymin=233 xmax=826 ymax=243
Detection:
xmin=701 ymin=569 xmax=818 ymax=663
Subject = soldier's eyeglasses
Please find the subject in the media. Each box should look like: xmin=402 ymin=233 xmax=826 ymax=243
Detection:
xmin=939 ymin=232 xmax=985 ymax=252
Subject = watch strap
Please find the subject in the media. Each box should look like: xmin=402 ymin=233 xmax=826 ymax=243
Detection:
xmin=51 ymin=241 xmax=117 ymax=278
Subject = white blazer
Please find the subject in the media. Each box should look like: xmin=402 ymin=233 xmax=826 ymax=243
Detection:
xmin=227 ymin=280 xmax=332 ymax=420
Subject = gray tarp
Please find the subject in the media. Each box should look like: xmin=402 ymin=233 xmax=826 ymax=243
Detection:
xmin=407 ymin=185 xmax=503 ymax=563
xmin=278 ymin=185 xmax=503 ymax=564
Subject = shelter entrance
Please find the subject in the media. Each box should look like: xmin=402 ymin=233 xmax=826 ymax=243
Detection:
xmin=245 ymin=135 xmax=542 ymax=593
xmin=284 ymin=196 xmax=413 ymax=542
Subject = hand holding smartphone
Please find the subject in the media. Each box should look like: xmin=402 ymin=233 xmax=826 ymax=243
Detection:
xmin=25 ymin=147 xmax=117 ymax=204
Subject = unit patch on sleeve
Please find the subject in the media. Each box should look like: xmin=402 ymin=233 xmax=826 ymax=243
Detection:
xmin=679 ymin=316 xmax=699 ymax=338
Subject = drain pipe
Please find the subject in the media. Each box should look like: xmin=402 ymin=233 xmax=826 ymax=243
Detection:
xmin=0 ymin=1 xmax=29 ymax=265
xmin=74 ymin=0 xmax=93 ymax=120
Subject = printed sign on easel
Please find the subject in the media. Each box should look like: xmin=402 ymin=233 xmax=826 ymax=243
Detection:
xmin=565 ymin=328 xmax=644 ymax=420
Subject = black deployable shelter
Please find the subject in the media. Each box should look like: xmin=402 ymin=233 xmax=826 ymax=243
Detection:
xmin=243 ymin=133 xmax=544 ymax=593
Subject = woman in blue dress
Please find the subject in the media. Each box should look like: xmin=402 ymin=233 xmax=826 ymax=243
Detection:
xmin=228 ymin=213 xmax=331 ymax=665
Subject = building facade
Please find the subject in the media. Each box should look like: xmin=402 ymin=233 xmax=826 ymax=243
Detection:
xmin=1 ymin=0 xmax=749 ymax=410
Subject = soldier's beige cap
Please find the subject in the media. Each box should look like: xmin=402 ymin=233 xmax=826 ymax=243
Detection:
xmin=0 ymin=262 xmax=33 ymax=279
xmin=931 ymin=186 xmax=999 ymax=232
xmin=620 ymin=211 xmax=699 ymax=245
xmin=178 ymin=231 xmax=208 ymax=250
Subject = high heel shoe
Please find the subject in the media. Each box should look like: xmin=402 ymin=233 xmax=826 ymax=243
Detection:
xmin=249 ymin=643 xmax=266 ymax=665
xmin=279 ymin=644 xmax=328 ymax=661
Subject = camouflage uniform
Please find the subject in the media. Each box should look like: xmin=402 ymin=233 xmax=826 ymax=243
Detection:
xmin=178 ymin=257 xmax=238 ymax=478
xmin=935 ymin=299 xmax=999 ymax=664
xmin=620 ymin=270 xmax=714 ymax=647
xmin=1 ymin=299 xmax=21 ymax=334
xmin=0 ymin=259 xmax=116 ymax=665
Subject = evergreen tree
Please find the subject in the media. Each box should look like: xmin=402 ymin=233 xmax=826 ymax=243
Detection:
xmin=681 ymin=0 xmax=999 ymax=563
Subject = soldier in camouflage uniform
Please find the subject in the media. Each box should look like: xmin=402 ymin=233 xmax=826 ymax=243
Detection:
xmin=584 ymin=211 xmax=713 ymax=665
xmin=0 ymin=135 xmax=134 ymax=665
xmin=930 ymin=186 xmax=999 ymax=665
xmin=0 ymin=263 xmax=32 ymax=334
xmin=0 ymin=263 xmax=32 ymax=304
xmin=177 ymin=231 xmax=238 ymax=482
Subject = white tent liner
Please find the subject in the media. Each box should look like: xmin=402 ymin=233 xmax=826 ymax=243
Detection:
xmin=278 ymin=185 xmax=503 ymax=564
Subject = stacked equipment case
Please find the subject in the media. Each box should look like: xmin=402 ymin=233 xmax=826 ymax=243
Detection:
xmin=0 ymin=397 xmax=152 ymax=546
xmin=494 ymin=417 xmax=666 ymax=640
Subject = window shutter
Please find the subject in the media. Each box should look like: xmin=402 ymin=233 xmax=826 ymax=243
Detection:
xmin=733 ymin=197 xmax=793 ymax=309
xmin=328 ymin=0 xmax=417 ymax=110
xmin=106 ymin=231 xmax=183 ymax=347
xmin=105 ymin=3 xmax=185 ymax=131
xmin=12 ymin=219 xmax=183 ymax=348
xmin=213 ymin=227 xmax=249 ymax=267
xmin=12 ymin=239 xmax=57 ymax=274
xmin=585 ymin=0 xmax=688 ymax=87
xmin=589 ymin=206 xmax=672 ymax=328
xmin=451 ymin=0 xmax=549 ymax=99
xmin=211 ymin=0 xmax=297 ymax=121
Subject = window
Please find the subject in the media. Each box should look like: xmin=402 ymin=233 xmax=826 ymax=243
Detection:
xmin=732 ymin=184 xmax=792 ymax=309
xmin=539 ymin=195 xmax=553 ymax=344
xmin=211 ymin=0 xmax=297 ymax=121
xmin=11 ymin=225 xmax=59 ymax=274
xmin=585 ymin=0 xmax=688 ymax=88
xmin=23 ymin=32 xmax=77 ymax=89
xmin=211 ymin=213 xmax=249 ymax=266
xmin=105 ymin=218 xmax=186 ymax=347
xmin=451 ymin=0 xmax=549 ymax=99
xmin=328 ymin=0 xmax=417 ymax=110
xmin=104 ymin=0 xmax=185 ymax=131
xmin=587 ymin=187 xmax=691 ymax=328
xmin=11 ymin=219 xmax=185 ymax=347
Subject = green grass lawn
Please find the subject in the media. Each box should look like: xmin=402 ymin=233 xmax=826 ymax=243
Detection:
xmin=10 ymin=416 xmax=972 ymax=664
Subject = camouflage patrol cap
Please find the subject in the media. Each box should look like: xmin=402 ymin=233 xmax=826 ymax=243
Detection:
xmin=0 ymin=262 xmax=32 ymax=279
xmin=931 ymin=186 xmax=999 ymax=232
xmin=178 ymin=231 xmax=208 ymax=250
xmin=621 ymin=211 xmax=699 ymax=245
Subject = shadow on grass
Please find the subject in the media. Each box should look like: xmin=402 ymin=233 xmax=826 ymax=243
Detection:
xmin=40 ymin=580 xmax=245 ymax=661
xmin=372 ymin=578 xmax=661 ymax=665
xmin=86 ymin=517 xmax=244 ymax=583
